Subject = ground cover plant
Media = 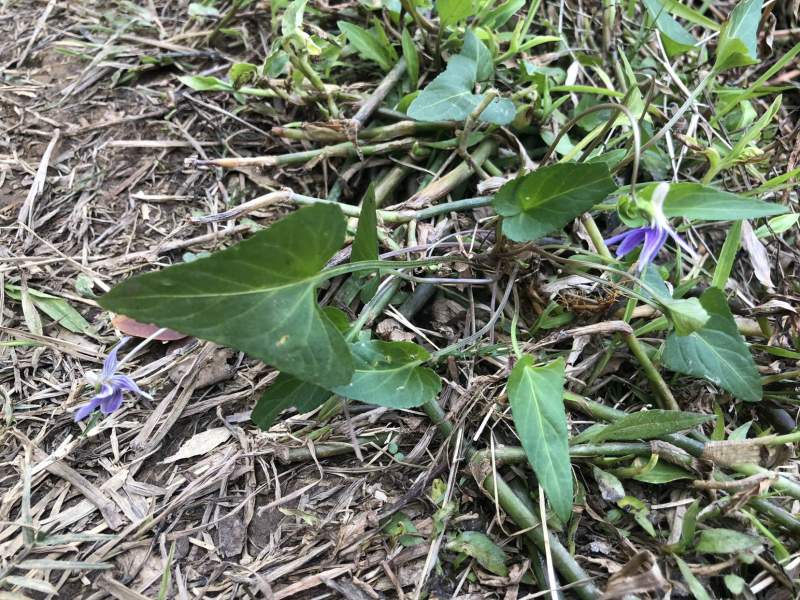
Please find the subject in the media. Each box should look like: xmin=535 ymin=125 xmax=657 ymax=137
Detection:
xmin=1 ymin=0 xmax=800 ymax=597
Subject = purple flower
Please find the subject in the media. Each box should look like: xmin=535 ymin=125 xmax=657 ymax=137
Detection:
xmin=74 ymin=339 xmax=146 ymax=421
xmin=606 ymin=183 xmax=695 ymax=272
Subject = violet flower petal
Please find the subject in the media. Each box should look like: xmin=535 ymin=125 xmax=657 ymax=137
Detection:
xmin=74 ymin=397 xmax=102 ymax=421
xmin=100 ymin=388 xmax=124 ymax=415
xmin=638 ymin=227 xmax=668 ymax=271
xmin=101 ymin=339 xmax=127 ymax=380
xmin=605 ymin=229 xmax=637 ymax=246
xmin=109 ymin=374 xmax=144 ymax=396
xmin=614 ymin=228 xmax=649 ymax=258
xmin=665 ymin=227 xmax=696 ymax=258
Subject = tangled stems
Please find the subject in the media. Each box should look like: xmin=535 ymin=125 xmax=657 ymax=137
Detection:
xmin=420 ymin=396 xmax=602 ymax=599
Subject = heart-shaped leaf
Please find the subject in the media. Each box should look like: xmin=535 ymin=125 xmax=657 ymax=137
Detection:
xmin=408 ymin=31 xmax=514 ymax=125
xmin=333 ymin=340 xmax=441 ymax=408
xmin=664 ymin=298 xmax=709 ymax=336
xmin=493 ymin=163 xmax=617 ymax=242
xmin=663 ymin=288 xmax=762 ymax=401
xmin=508 ymin=356 xmax=572 ymax=522
xmin=99 ymin=204 xmax=354 ymax=389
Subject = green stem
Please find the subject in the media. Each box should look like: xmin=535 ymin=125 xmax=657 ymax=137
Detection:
xmin=196 ymin=138 xmax=416 ymax=168
xmin=564 ymin=392 xmax=800 ymax=502
xmin=408 ymin=139 xmax=497 ymax=207
xmin=421 ymin=396 xmax=599 ymax=599
xmin=623 ymin=333 xmax=679 ymax=410
xmin=617 ymin=70 xmax=715 ymax=171
xmin=581 ymin=214 xmax=679 ymax=410
xmin=272 ymin=120 xmax=455 ymax=143
xmin=482 ymin=476 xmax=600 ymax=599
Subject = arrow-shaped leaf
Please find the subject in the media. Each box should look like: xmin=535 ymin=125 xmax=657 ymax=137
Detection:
xmin=508 ymin=356 xmax=572 ymax=522
xmin=408 ymin=30 xmax=514 ymax=125
xmin=99 ymin=204 xmax=354 ymax=389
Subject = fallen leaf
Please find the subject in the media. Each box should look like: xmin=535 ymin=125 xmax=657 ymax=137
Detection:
xmin=112 ymin=315 xmax=187 ymax=341
xmin=162 ymin=428 xmax=231 ymax=463
xmin=169 ymin=347 xmax=234 ymax=388
xmin=741 ymin=220 xmax=774 ymax=289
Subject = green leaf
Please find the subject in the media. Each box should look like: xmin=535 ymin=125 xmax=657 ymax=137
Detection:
xmin=592 ymin=410 xmax=713 ymax=442
xmin=754 ymin=213 xmax=799 ymax=238
xmin=493 ymin=163 xmax=616 ymax=242
xmin=401 ymin=28 xmax=419 ymax=87
xmin=333 ymin=340 xmax=441 ymax=409
xmin=446 ymin=531 xmax=509 ymax=576
xmin=436 ymin=0 xmax=476 ymax=27
xmin=99 ymin=204 xmax=354 ymax=389
xmin=228 ymin=62 xmax=258 ymax=88
xmin=483 ymin=0 xmax=526 ymax=28
xmin=674 ymin=555 xmax=713 ymax=600
xmin=722 ymin=96 xmax=780 ymax=171
xmin=178 ymin=75 xmax=232 ymax=92
xmin=643 ymin=0 xmax=697 ymax=56
xmin=724 ymin=574 xmax=747 ymax=595
xmin=282 ymin=0 xmax=321 ymax=55
xmin=508 ymin=356 xmax=573 ymax=522
xmin=461 ymin=29 xmax=493 ymax=82
xmin=695 ymin=528 xmax=763 ymax=554
xmin=5 ymin=285 xmax=91 ymax=334
xmin=711 ymin=220 xmax=743 ymax=289
xmin=633 ymin=462 xmax=693 ymax=483
xmin=664 ymin=297 xmax=709 ymax=336
xmin=674 ymin=498 xmax=701 ymax=553
xmin=252 ymin=373 xmax=331 ymax=430
xmin=714 ymin=0 xmax=763 ymax=72
xmin=338 ymin=21 xmax=394 ymax=71
xmin=188 ymin=3 xmax=221 ymax=17
xmin=663 ymin=288 xmax=762 ymax=401
xmin=352 ymin=184 xmax=380 ymax=302
xmin=659 ymin=0 xmax=720 ymax=30
xmin=408 ymin=31 xmax=514 ymax=125
xmin=628 ymin=183 xmax=786 ymax=224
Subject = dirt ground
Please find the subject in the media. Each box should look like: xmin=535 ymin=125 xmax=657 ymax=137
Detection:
xmin=2 ymin=1 xmax=800 ymax=599
xmin=0 ymin=3 xmax=502 ymax=598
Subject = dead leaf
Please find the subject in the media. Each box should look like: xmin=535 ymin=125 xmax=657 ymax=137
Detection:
xmin=162 ymin=428 xmax=231 ymax=463
xmin=376 ymin=318 xmax=415 ymax=342
xmin=741 ymin=220 xmax=774 ymax=290
xmin=112 ymin=315 xmax=187 ymax=341
xmin=701 ymin=438 xmax=774 ymax=467
xmin=216 ymin=513 xmax=246 ymax=558
xmin=601 ymin=551 xmax=670 ymax=599
xmin=169 ymin=347 xmax=234 ymax=388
